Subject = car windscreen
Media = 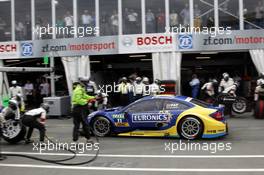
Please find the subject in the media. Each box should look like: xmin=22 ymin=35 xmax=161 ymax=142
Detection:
xmin=190 ymin=99 xmax=210 ymax=108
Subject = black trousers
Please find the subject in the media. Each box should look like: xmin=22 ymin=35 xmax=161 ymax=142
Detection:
xmin=72 ymin=105 xmax=90 ymax=141
xmin=22 ymin=115 xmax=46 ymax=142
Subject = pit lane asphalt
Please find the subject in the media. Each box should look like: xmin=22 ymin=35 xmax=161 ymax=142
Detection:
xmin=1 ymin=113 xmax=264 ymax=175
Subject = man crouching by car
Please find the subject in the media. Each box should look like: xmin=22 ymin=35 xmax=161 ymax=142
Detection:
xmin=22 ymin=103 xmax=49 ymax=144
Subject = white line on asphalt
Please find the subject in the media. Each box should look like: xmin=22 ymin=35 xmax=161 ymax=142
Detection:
xmin=0 ymin=164 xmax=264 ymax=172
xmin=3 ymin=151 xmax=264 ymax=158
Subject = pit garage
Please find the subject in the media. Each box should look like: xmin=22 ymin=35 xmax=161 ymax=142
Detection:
xmin=181 ymin=51 xmax=258 ymax=99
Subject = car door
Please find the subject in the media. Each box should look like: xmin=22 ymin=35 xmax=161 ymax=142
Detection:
xmin=161 ymin=99 xmax=190 ymax=126
xmin=124 ymin=99 xmax=168 ymax=130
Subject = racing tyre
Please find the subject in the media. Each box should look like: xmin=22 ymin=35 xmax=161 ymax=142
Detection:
xmin=254 ymin=100 xmax=264 ymax=119
xmin=178 ymin=116 xmax=203 ymax=140
xmin=92 ymin=116 xmax=111 ymax=137
xmin=2 ymin=119 xmax=26 ymax=144
xmin=232 ymin=97 xmax=247 ymax=114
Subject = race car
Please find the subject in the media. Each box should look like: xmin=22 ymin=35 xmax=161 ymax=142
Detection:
xmin=87 ymin=95 xmax=228 ymax=139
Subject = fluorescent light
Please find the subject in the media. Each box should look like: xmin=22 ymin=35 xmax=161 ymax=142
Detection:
xmin=90 ymin=61 xmax=100 ymax=63
xmin=0 ymin=0 xmax=11 ymax=2
xmin=140 ymin=59 xmax=152 ymax=61
xmin=200 ymin=52 xmax=218 ymax=55
xmin=5 ymin=60 xmax=20 ymax=63
xmin=129 ymin=55 xmax=147 ymax=58
xmin=196 ymin=57 xmax=211 ymax=60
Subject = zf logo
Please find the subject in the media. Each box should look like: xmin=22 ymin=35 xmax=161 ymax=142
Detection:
xmin=21 ymin=43 xmax=33 ymax=56
xmin=178 ymin=35 xmax=193 ymax=49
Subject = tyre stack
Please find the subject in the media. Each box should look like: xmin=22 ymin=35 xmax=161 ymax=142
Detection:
xmin=254 ymin=100 xmax=264 ymax=119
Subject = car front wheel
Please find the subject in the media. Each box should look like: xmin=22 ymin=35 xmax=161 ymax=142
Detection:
xmin=92 ymin=116 xmax=111 ymax=137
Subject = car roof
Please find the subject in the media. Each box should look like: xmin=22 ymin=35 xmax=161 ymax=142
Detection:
xmin=139 ymin=95 xmax=192 ymax=102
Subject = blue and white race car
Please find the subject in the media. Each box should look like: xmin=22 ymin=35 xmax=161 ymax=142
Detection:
xmin=87 ymin=95 xmax=228 ymax=140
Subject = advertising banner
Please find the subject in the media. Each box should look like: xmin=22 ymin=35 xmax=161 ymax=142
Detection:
xmin=176 ymin=29 xmax=264 ymax=52
xmin=119 ymin=34 xmax=176 ymax=54
xmin=0 ymin=42 xmax=20 ymax=59
xmin=0 ymin=30 xmax=264 ymax=59
xmin=19 ymin=36 xmax=118 ymax=59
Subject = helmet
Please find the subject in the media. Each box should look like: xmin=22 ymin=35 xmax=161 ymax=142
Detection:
xmin=96 ymin=90 xmax=103 ymax=96
xmin=41 ymin=103 xmax=50 ymax=112
xmin=11 ymin=80 xmax=17 ymax=86
xmin=9 ymin=100 xmax=18 ymax=110
xmin=142 ymin=77 xmax=149 ymax=83
xmin=223 ymin=72 xmax=229 ymax=81
xmin=222 ymin=72 xmax=229 ymax=78
xmin=212 ymin=79 xmax=218 ymax=85
xmin=79 ymin=77 xmax=89 ymax=82
xmin=260 ymin=79 xmax=264 ymax=88
xmin=121 ymin=77 xmax=127 ymax=83
xmin=135 ymin=77 xmax=142 ymax=81
xmin=154 ymin=79 xmax=161 ymax=84
xmin=72 ymin=81 xmax=80 ymax=89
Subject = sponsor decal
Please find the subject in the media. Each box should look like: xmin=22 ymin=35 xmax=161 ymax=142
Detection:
xmin=178 ymin=34 xmax=193 ymax=49
xmin=130 ymin=132 xmax=144 ymax=136
xmin=0 ymin=44 xmax=17 ymax=53
xmin=132 ymin=113 xmax=170 ymax=123
xmin=202 ymin=36 xmax=264 ymax=46
xmin=206 ymin=130 xmax=217 ymax=134
xmin=41 ymin=42 xmax=115 ymax=53
xmin=166 ymin=103 xmax=179 ymax=109
xmin=119 ymin=34 xmax=174 ymax=53
xmin=112 ymin=114 xmax=125 ymax=119
xmin=115 ymin=122 xmax=129 ymax=127
xmin=21 ymin=42 xmax=33 ymax=56
xmin=137 ymin=36 xmax=173 ymax=46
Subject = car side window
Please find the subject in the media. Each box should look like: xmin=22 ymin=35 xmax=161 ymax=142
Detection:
xmin=126 ymin=99 xmax=164 ymax=113
xmin=163 ymin=100 xmax=189 ymax=110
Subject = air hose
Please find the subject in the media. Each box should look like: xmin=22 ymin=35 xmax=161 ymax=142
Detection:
xmin=1 ymin=129 xmax=100 ymax=166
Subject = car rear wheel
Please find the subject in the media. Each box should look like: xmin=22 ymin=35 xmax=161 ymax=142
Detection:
xmin=92 ymin=116 xmax=111 ymax=137
xmin=178 ymin=117 xmax=203 ymax=140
